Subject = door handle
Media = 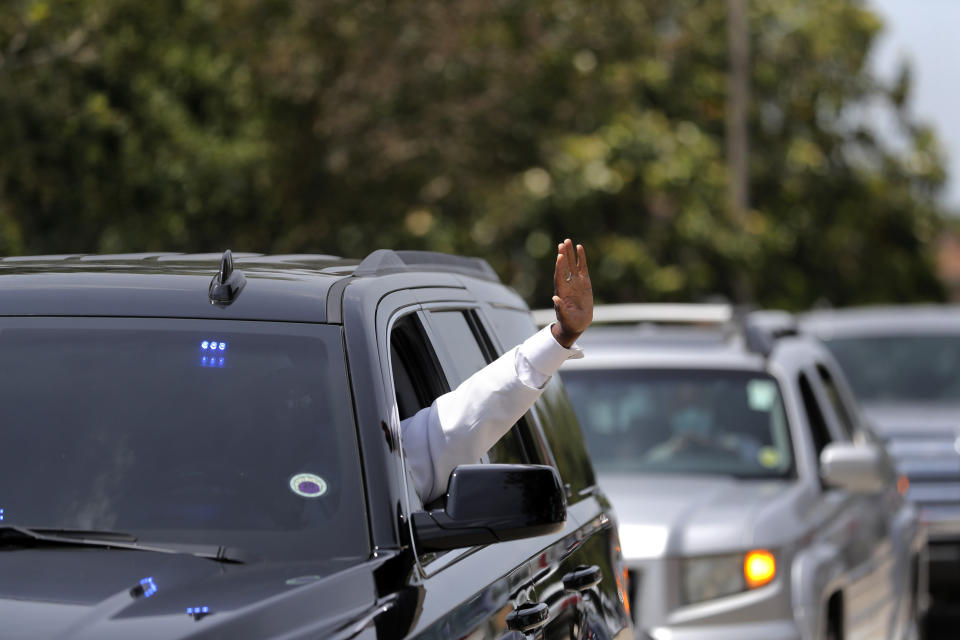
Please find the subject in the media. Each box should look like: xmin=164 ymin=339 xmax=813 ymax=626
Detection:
xmin=562 ymin=564 xmax=602 ymax=591
xmin=505 ymin=602 xmax=549 ymax=632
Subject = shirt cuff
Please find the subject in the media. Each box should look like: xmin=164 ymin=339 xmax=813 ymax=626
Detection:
xmin=518 ymin=324 xmax=584 ymax=379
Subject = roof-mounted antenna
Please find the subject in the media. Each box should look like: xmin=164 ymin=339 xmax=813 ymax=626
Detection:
xmin=208 ymin=249 xmax=247 ymax=306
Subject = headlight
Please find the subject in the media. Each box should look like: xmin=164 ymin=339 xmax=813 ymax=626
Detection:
xmin=682 ymin=549 xmax=776 ymax=605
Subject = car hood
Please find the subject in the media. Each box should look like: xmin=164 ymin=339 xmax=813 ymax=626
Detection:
xmin=1 ymin=548 xmax=387 ymax=640
xmin=863 ymin=403 xmax=960 ymax=480
xmin=600 ymin=473 xmax=799 ymax=558
xmin=862 ymin=402 xmax=960 ymax=439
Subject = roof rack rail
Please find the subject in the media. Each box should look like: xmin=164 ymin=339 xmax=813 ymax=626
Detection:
xmin=208 ymin=249 xmax=247 ymax=306
xmin=530 ymin=303 xmax=733 ymax=328
xmin=740 ymin=310 xmax=798 ymax=357
xmin=353 ymin=249 xmax=499 ymax=282
xmin=532 ymin=302 xmax=799 ymax=358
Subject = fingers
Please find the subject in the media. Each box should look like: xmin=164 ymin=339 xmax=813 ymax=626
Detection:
xmin=576 ymin=243 xmax=589 ymax=276
xmin=553 ymin=252 xmax=564 ymax=291
xmin=554 ymin=238 xmax=588 ymax=291
xmin=558 ymin=238 xmax=576 ymax=276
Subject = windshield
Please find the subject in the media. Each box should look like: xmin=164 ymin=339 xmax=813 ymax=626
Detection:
xmin=0 ymin=317 xmax=367 ymax=562
xmin=825 ymin=335 xmax=960 ymax=404
xmin=562 ymin=368 xmax=794 ymax=478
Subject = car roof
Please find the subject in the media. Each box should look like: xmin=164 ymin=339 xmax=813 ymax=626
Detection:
xmin=800 ymin=304 xmax=960 ymax=339
xmin=552 ymin=304 xmax=829 ymax=374
xmin=566 ymin=325 xmax=769 ymax=371
xmin=564 ymin=325 xmax=766 ymax=371
xmin=0 ymin=250 xmax=501 ymax=323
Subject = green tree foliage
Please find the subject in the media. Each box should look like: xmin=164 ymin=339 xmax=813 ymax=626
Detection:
xmin=0 ymin=0 xmax=948 ymax=308
xmin=0 ymin=0 xmax=270 ymax=253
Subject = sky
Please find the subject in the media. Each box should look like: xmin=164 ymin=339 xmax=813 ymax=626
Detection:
xmin=867 ymin=0 xmax=960 ymax=210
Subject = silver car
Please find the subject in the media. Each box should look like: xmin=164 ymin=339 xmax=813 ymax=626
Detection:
xmin=801 ymin=305 xmax=960 ymax=602
xmin=539 ymin=305 xmax=926 ymax=640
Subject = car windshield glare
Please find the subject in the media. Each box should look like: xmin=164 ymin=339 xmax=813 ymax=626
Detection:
xmin=0 ymin=317 xmax=368 ymax=563
xmin=562 ymin=368 xmax=795 ymax=478
xmin=825 ymin=335 xmax=960 ymax=404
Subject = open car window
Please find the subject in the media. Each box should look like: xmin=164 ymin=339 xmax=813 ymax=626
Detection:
xmin=422 ymin=309 xmax=538 ymax=466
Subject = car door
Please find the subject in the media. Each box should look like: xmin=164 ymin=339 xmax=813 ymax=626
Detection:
xmin=798 ymin=365 xmax=891 ymax=639
xmin=813 ymin=360 xmax=900 ymax=638
xmin=794 ymin=370 xmax=866 ymax=637
xmin=385 ymin=303 xmax=589 ymax=639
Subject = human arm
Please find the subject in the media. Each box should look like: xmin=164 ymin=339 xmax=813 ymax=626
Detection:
xmin=401 ymin=239 xmax=593 ymax=502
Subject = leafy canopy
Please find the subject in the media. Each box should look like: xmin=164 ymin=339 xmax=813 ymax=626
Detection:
xmin=0 ymin=0 xmax=947 ymax=308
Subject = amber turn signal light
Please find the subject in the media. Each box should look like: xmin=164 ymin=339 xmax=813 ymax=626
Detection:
xmin=744 ymin=549 xmax=776 ymax=589
xmin=897 ymin=475 xmax=910 ymax=496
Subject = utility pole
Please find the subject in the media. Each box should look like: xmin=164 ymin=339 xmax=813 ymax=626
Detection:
xmin=727 ymin=0 xmax=753 ymax=303
xmin=727 ymin=0 xmax=750 ymax=221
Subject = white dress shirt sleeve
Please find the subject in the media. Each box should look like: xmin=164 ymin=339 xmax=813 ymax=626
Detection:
xmin=400 ymin=324 xmax=583 ymax=503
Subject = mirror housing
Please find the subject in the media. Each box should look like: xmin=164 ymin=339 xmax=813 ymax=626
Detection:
xmin=820 ymin=442 xmax=886 ymax=493
xmin=412 ymin=464 xmax=566 ymax=551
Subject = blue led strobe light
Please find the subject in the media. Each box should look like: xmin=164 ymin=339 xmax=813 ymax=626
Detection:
xmin=199 ymin=339 xmax=228 ymax=368
xmin=0 ymin=508 xmax=4 ymax=521
xmin=140 ymin=577 xmax=158 ymax=598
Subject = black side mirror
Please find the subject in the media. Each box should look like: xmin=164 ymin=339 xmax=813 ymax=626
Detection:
xmin=412 ymin=464 xmax=566 ymax=551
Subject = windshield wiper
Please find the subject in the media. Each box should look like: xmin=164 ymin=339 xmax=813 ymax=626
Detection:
xmin=0 ymin=526 xmax=249 ymax=564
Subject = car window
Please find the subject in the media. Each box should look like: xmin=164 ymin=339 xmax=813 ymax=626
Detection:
xmin=425 ymin=310 xmax=489 ymax=385
xmin=0 ymin=317 xmax=368 ymax=563
xmin=799 ymin=372 xmax=833 ymax=459
xmin=563 ymin=368 xmax=795 ymax=479
xmin=485 ymin=307 xmax=595 ymax=498
xmin=425 ymin=309 xmax=532 ymax=466
xmin=390 ymin=314 xmax=448 ymax=421
xmin=824 ymin=334 xmax=960 ymax=403
xmin=388 ymin=313 xmax=457 ymax=519
xmin=816 ymin=363 xmax=855 ymax=440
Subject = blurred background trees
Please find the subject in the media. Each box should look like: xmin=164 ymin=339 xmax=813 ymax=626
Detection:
xmin=0 ymin=0 xmax=949 ymax=309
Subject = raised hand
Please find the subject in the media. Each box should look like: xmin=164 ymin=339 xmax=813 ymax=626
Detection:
xmin=551 ymin=238 xmax=593 ymax=348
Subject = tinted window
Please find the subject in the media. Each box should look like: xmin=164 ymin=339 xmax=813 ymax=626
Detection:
xmin=816 ymin=364 xmax=855 ymax=439
xmin=563 ymin=369 xmax=794 ymax=479
xmin=0 ymin=317 xmax=367 ymax=562
xmin=427 ymin=311 xmax=489 ymax=385
xmin=488 ymin=306 xmax=539 ymax=351
xmin=391 ymin=314 xmax=447 ymax=421
xmin=825 ymin=335 xmax=960 ymax=403
xmin=799 ymin=372 xmax=832 ymax=458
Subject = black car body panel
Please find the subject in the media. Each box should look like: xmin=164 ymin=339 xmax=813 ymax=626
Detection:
xmin=0 ymin=548 xmax=398 ymax=640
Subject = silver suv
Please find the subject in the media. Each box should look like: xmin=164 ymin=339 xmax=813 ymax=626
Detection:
xmin=801 ymin=305 xmax=960 ymax=601
xmin=536 ymin=304 xmax=926 ymax=640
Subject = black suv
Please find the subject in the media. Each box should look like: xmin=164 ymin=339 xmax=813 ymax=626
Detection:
xmin=0 ymin=250 xmax=633 ymax=640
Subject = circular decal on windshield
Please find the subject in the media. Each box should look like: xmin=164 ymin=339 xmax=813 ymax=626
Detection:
xmin=758 ymin=447 xmax=782 ymax=469
xmin=289 ymin=473 xmax=328 ymax=498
